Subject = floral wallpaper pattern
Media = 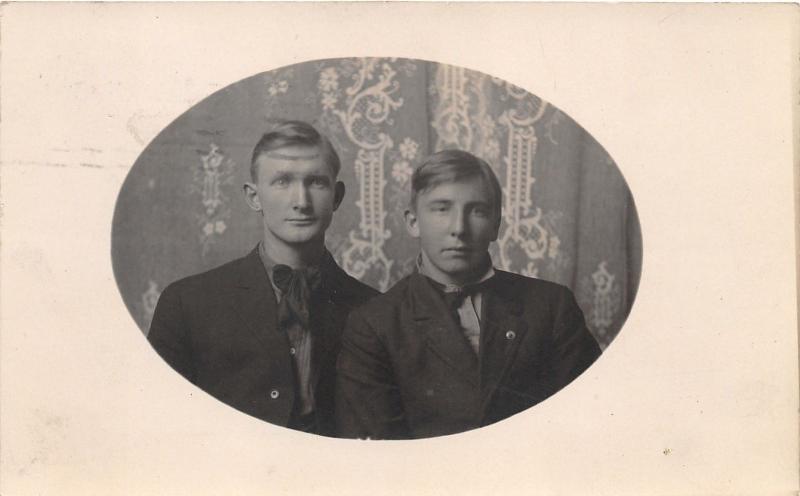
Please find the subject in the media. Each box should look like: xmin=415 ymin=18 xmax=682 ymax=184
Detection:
xmin=112 ymin=58 xmax=642 ymax=349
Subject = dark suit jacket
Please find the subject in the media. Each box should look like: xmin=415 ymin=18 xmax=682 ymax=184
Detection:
xmin=335 ymin=270 xmax=601 ymax=439
xmin=148 ymin=246 xmax=378 ymax=436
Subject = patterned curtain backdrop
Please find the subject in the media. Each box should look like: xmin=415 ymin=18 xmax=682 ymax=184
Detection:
xmin=112 ymin=58 xmax=642 ymax=349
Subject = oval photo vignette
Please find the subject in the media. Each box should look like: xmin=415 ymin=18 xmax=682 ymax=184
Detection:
xmin=111 ymin=57 xmax=642 ymax=439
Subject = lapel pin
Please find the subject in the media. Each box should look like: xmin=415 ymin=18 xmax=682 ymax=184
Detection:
xmin=505 ymin=330 xmax=516 ymax=340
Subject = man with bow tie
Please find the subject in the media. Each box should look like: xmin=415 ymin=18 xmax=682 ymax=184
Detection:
xmin=148 ymin=121 xmax=378 ymax=436
xmin=335 ymin=150 xmax=601 ymax=439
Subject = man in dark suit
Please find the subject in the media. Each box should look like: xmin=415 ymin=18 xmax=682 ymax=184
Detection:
xmin=148 ymin=121 xmax=378 ymax=436
xmin=335 ymin=150 xmax=601 ymax=439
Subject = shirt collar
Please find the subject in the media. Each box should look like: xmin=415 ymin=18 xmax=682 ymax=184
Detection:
xmin=258 ymin=242 xmax=333 ymax=278
xmin=415 ymin=252 xmax=495 ymax=293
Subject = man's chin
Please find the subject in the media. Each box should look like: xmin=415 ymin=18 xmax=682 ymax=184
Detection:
xmin=438 ymin=257 xmax=491 ymax=278
xmin=284 ymin=235 xmax=323 ymax=246
xmin=437 ymin=261 xmax=476 ymax=277
xmin=270 ymin=228 xmax=325 ymax=246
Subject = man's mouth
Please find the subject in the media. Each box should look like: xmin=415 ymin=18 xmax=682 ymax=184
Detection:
xmin=286 ymin=218 xmax=316 ymax=225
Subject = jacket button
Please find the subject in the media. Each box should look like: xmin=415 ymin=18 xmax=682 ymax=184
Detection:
xmin=269 ymin=389 xmax=280 ymax=399
xmin=289 ymin=347 xmax=296 ymax=356
xmin=505 ymin=330 xmax=516 ymax=340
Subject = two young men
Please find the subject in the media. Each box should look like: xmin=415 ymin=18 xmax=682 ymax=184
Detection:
xmin=149 ymin=122 xmax=600 ymax=439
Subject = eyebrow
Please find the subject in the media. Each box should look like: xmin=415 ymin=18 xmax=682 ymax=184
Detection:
xmin=424 ymin=199 xmax=491 ymax=207
xmin=268 ymin=171 xmax=331 ymax=181
xmin=425 ymin=199 xmax=452 ymax=206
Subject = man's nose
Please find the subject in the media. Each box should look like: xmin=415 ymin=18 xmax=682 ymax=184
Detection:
xmin=290 ymin=183 xmax=311 ymax=209
xmin=449 ymin=209 xmax=467 ymax=237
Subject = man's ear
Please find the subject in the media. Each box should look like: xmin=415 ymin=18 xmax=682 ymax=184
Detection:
xmin=243 ymin=182 xmax=261 ymax=212
xmin=332 ymin=181 xmax=345 ymax=211
xmin=404 ymin=208 xmax=420 ymax=238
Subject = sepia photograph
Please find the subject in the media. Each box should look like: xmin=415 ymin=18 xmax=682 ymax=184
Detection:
xmin=112 ymin=58 xmax=641 ymax=438
xmin=1 ymin=3 xmax=797 ymax=495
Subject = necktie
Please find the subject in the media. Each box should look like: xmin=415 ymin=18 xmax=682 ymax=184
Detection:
xmin=432 ymin=277 xmax=495 ymax=351
xmin=271 ymin=264 xmax=322 ymax=329
xmin=437 ymin=277 xmax=494 ymax=313
xmin=441 ymin=289 xmax=469 ymax=314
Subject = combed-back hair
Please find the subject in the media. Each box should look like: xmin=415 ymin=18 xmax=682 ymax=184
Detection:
xmin=249 ymin=120 xmax=341 ymax=180
xmin=410 ymin=149 xmax=503 ymax=227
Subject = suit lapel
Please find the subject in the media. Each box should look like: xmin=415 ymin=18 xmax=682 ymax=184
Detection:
xmin=309 ymin=262 xmax=351 ymax=392
xmin=229 ymin=248 xmax=286 ymax=352
xmin=228 ymin=250 xmax=358 ymax=391
xmin=409 ymin=274 xmax=480 ymax=387
xmin=479 ymin=274 xmax=528 ymax=391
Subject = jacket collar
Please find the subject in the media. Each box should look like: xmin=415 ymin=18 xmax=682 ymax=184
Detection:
xmin=229 ymin=247 xmax=279 ymax=348
xmin=408 ymin=273 xmax=481 ymax=385
xmin=407 ymin=271 xmax=528 ymax=392
xmin=478 ymin=272 xmax=528 ymax=386
xmin=231 ymin=246 xmax=269 ymax=287
xmin=415 ymin=252 xmax=496 ymax=292
xmin=407 ymin=270 xmax=524 ymax=323
xmin=231 ymin=245 xmax=358 ymax=393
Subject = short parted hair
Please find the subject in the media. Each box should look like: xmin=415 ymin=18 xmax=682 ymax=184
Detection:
xmin=410 ymin=149 xmax=503 ymax=226
xmin=249 ymin=120 xmax=341 ymax=181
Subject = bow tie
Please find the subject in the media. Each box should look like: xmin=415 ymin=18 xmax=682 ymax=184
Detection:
xmin=272 ymin=264 xmax=322 ymax=328
xmin=428 ymin=277 xmax=495 ymax=312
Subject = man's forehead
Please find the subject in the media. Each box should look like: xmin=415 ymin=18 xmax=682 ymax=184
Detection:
xmin=419 ymin=178 xmax=492 ymax=202
xmin=255 ymin=145 xmax=335 ymax=179
xmin=421 ymin=195 xmax=492 ymax=206
xmin=262 ymin=147 xmax=321 ymax=161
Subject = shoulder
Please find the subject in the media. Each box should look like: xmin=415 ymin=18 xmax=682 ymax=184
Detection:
xmin=359 ymin=275 xmax=413 ymax=311
xmin=325 ymin=263 xmax=381 ymax=306
xmin=160 ymin=252 xmax=254 ymax=301
xmin=149 ymin=251 xmax=258 ymax=337
xmin=345 ymin=275 xmax=413 ymax=323
xmin=492 ymin=269 xmax=576 ymax=302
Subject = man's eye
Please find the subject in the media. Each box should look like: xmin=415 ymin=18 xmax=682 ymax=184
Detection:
xmin=273 ymin=178 xmax=289 ymax=186
xmin=310 ymin=178 xmax=328 ymax=187
xmin=472 ymin=207 xmax=489 ymax=217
